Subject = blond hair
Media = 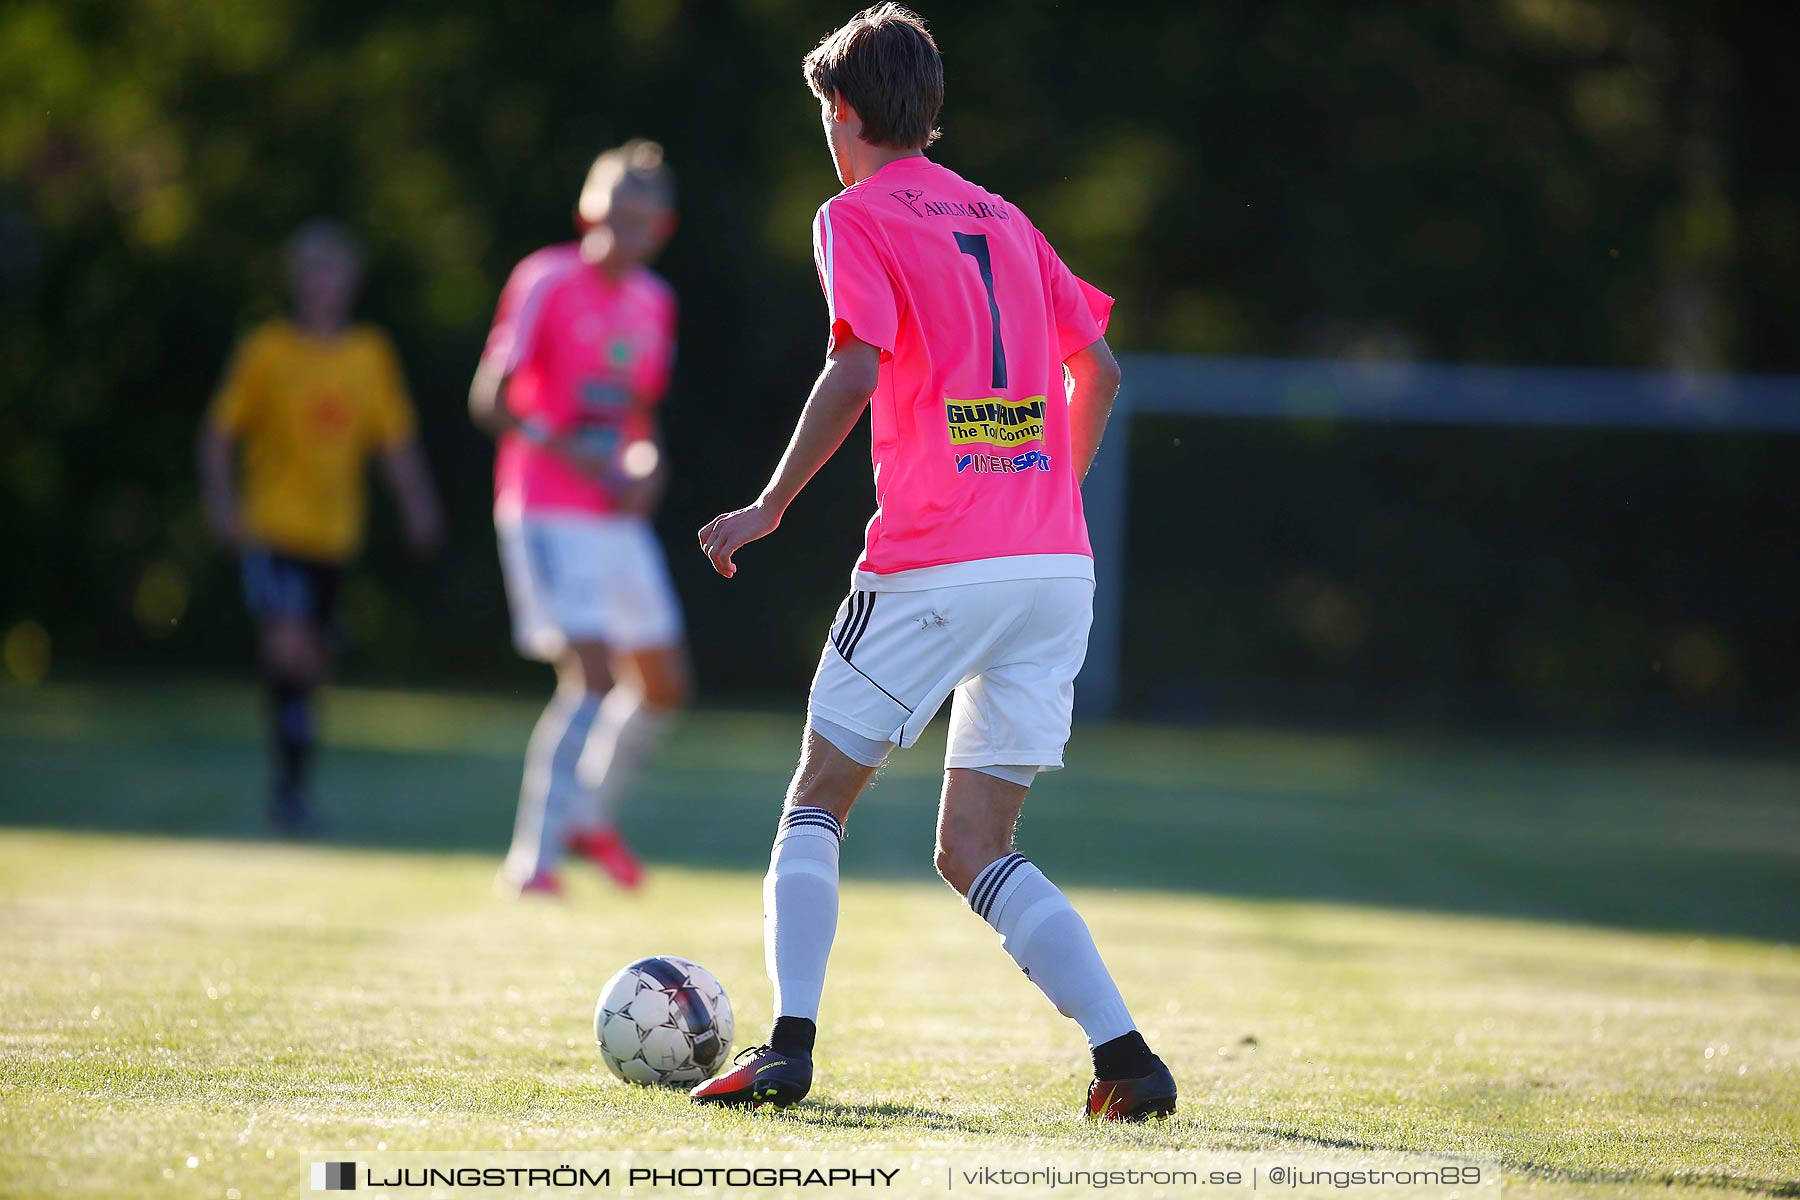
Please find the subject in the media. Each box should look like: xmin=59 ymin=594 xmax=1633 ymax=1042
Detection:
xmin=577 ymin=139 xmax=675 ymax=225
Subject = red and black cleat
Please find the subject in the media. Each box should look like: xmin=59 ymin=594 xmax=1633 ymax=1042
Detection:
xmin=566 ymin=827 xmax=645 ymax=890
xmin=690 ymin=1045 xmax=812 ymax=1109
xmin=1086 ymin=1056 xmax=1178 ymax=1121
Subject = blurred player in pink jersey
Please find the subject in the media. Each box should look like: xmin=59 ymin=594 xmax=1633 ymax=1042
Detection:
xmin=690 ymin=6 xmax=1174 ymax=1119
xmin=470 ymin=141 xmax=690 ymax=898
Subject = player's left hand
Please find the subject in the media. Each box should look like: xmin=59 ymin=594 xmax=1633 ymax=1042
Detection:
xmin=612 ymin=457 xmax=667 ymax=516
xmin=698 ymin=502 xmax=780 ymax=578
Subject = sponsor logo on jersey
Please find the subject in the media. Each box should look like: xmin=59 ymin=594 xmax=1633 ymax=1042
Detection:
xmin=955 ymin=449 xmax=1052 ymax=474
xmin=889 ymin=189 xmax=1009 ymax=220
xmin=945 ymin=395 xmax=1046 ymax=446
xmin=578 ymin=379 xmax=631 ymax=414
xmin=308 ymin=390 xmax=353 ymax=436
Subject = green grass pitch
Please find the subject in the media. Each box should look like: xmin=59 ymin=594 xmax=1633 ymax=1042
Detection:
xmin=1 ymin=683 xmax=1796 ymax=1197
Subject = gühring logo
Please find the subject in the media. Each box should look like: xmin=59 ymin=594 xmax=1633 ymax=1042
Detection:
xmin=310 ymin=1161 xmax=357 ymax=1191
xmin=945 ymin=396 xmax=1046 ymax=447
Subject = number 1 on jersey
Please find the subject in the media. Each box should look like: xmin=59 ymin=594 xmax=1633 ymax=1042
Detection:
xmin=953 ymin=231 xmax=1008 ymax=390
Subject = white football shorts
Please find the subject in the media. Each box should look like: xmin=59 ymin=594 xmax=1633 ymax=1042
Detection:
xmin=806 ymin=575 xmax=1094 ymax=772
xmin=496 ymin=513 xmax=684 ymax=659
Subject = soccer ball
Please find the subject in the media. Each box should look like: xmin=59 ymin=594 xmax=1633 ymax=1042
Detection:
xmin=593 ymin=956 xmax=734 ymax=1087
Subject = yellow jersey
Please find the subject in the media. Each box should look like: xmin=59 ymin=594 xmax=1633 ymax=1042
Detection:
xmin=209 ymin=320 xmax=417 ymax=562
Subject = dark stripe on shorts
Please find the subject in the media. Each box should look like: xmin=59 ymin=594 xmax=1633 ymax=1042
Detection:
xmin=842 ymin=592 xmax=876 ymax=661
xmin=526 ymin=528 xmax=558 ymax=587
xmin=830 ymin=642 xmax=910 ymax=711
xmin=830 ymin=592 xmax=858 ymax=655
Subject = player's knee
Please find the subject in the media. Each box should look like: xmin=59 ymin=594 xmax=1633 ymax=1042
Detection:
xmin=262 ymin=623 xmax=322 ymax=685
xmin=640 ymin=671 xmax=690 ymax=710
xmin=934 ymin=835 xmax=988 ymax=897
xmin=560 ymin=644 xmax=613 ymax=694
xmin=628 ymin=646 xmax=691 ymax=710
xmin=933 ymin=841 xmax=963 ymax=893
xmin=553 ymin=650 xmax=585 ymax=692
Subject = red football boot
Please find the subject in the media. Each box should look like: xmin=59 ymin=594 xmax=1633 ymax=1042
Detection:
xmin=690 ymin=1045 xmax=813 ymax=1109
xmin=1086 ymin=1056 xmax=1178 ymax=1121
xmin=566 ymin=827 xmax=645 ymax=890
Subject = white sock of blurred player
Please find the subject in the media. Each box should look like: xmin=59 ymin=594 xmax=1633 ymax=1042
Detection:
xmin=503 ymin=689 xmax=601 ymax=880
xmin=763 ymin=805 xmax=843 ymax=1024
xmin=574 ymin=687 xmax=674 ymax=832
xmin=968 ymin=853 xmax=1136 ymax=1048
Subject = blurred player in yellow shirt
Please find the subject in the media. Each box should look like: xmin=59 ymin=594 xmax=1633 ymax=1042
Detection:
xmin=199 ymin=220 xmax=443 ymax=834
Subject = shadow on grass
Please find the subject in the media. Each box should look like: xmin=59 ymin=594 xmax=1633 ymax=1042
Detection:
xmin=2 ymin=682 xmax=1797 ymax=944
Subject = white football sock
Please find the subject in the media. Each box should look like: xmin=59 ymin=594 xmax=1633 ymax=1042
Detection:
xmin=969 ymin=853 xmax=1136 ymax=1047
xmin=763 ymin=805 xmax=843 ymax=1023
xmin=504 ymin=690 xmax=601 ymax=879
xmin=575 ymin=688 xmax=674 ymax=831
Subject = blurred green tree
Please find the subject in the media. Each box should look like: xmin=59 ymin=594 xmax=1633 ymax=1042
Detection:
xmin=1 ymin=0 xmax=1795 ymax=733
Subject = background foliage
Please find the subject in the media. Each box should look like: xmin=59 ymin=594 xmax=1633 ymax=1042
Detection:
xmin=2 ymin=0 xmax=1795 ymax=733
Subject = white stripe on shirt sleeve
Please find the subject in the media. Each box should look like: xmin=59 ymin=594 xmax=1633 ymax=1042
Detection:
xmin=816 ymin=203 xmax=837 ymax=320
xmin=493 ymin=258 xmax=573 ymax=374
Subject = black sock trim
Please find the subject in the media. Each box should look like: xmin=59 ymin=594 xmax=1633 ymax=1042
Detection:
xmin=968 ymin=852 xmax=1027 ymax=921
xmin=976 ymin=855 xmax=1029 ymax=920
xmin=781 ymin=806 xmax=843 ymax=841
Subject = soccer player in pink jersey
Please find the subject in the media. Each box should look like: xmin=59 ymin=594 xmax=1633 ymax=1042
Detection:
xmin=470 ymin=141 xmax=691 ymax=898
xmin=691 ymin=6 xmax=1175 ymax=1119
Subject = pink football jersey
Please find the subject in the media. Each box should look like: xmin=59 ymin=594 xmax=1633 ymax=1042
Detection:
xmin=813 ymin=156 xmax=1112 ymax=577
xmin=483 ymin=244 xmax=676 ymax=518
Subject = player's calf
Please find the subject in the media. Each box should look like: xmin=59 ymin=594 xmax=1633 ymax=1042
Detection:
xmin=932 ymin=766 xmax=1033 ymax=894
xmin=250 ymin=609 xmax=334 ymax=829
xmin=704 ymin=733 xmax=876 ymax=1112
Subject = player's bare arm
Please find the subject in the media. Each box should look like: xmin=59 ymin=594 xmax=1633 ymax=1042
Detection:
xmin=697 ymin=337 xmax=880 ymax=578
xmin=468 ymin=363 xmax=616 ymax=483
xmin=378 ymin=439 xmax=445 ymax=555
xmin=196 ymin=424 xmax=242 ymax=546
xmin=467 ymin=362 xmax=522 ymax=437
xmin=1066 ymin=336 xmax=1122 ymax=483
